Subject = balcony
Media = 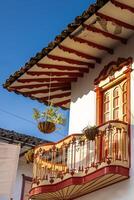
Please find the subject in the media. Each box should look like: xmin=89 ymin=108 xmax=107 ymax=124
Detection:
xmin=29 ymin=121 xmax=130 ymax=200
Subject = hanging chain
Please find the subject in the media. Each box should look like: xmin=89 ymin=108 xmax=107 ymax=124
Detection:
xmin=48 ymin=72 xmax=52 ymax=106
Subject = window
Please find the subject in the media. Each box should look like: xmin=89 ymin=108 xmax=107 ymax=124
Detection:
xmin=103 ymin=80 xmax=127 ymax=123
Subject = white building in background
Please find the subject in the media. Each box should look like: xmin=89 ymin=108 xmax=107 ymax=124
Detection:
xmin=3 ymin=0 xmax=134 ymax=199
xmin=0 ymin=128 xmax=49 ymax=200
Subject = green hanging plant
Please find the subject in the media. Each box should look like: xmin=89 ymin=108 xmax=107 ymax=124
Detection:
xmin=33 ymin=104 xmax=66 ymax=134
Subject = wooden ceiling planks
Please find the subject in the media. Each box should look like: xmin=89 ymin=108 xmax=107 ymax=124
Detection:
xmin=4 ymin=0 xmax=134 ymax=108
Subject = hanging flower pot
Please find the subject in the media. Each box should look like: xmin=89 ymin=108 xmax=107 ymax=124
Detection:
xmin=38 ymin=121 xmax=56 ymax=134
xmin=83 ymin=126 xmax=98 ymax=140
xmin=33 ymin=104 xmax=66 ymax=134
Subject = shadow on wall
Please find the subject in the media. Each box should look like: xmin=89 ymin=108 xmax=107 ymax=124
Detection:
xmin=71 ymin=66 xmax=101 ymax=103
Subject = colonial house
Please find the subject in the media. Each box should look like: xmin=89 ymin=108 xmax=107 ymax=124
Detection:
xmin=0 ymin=128 xmax=49 ymax=200
xmin=3 ymin=0 xmax=134 ymax=199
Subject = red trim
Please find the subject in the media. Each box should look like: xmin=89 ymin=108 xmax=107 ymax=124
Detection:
xmin=18 ymin=77 xmax=77 ymax=83
xmin=70 ymin=35 xmax=113 ymax=54
xmin=26 ymin=70 xmax=83 ymax=77
xmin=20 ymin=86 xmax=71 ymax=95
xmin=10 ymin=82 xmax=71 ymax=90
xmin=95 ymin=86 xmax=103 ymax=126
xmin=36 ymin=63 xmax=89 ymax=73
xmin=94 ymin=57 xmax=132 ymax=85
xmin=47 ymin=55 xmax=95 ymax=68
xmin=29 ymin=166 xmax=129 ymax=197
xmin=20 ymin=174 xmax=32 ymax=200
xmin=110 ymin=0 xmax=134 ymax=13
xmin=53 ymin=99 xmax=71 ymax=107
xmin=124 ymin=68 xmax=131 ymax=168
xmin=71 ymin=176 xmax=128 ymax=200
xmin=95 ymin=58 xmax=132 ymax=126
xmin=96 ymin=12 xmax=134 ymax=31
xmin=39 ymin=92 xmax=71 ymax=101
xmin=83 ymin=24 xmax=127 ymax=44
xmin=59 ymin=45 xmax=101 ymax=63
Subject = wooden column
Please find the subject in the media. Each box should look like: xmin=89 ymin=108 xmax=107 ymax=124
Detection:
xmin=95 ymin=86 xmax=103 ymax=126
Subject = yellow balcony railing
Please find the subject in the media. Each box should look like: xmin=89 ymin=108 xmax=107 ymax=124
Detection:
xmin=31 ymin=120 xmax=129 ymax=187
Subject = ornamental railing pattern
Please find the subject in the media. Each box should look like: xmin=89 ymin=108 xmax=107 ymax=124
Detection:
xmin=32 ymin=121 xmax=129 ymax=186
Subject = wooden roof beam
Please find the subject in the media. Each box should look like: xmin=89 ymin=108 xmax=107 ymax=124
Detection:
xmin=26 ymin=71 xmax=83 ymax=77
xmin=70 ymin=35 xmax=113 ymax=54
xmin=51 ymin=99 xmax=71 ymax=107
xmin=110 ymin=0 xmax=134 ymax=14
xmin=96 ymin=12 xmax=134 ymax=31
xmin=47 ymin=55 xmax=95 ymax=68
xmin=19 ymin=86 xmax=71 ymax=95
xmin=17 ymin=77 xmax=77 ymax=83
xmin=36 ymin=63 xmax=89 ymax=73
xmin=58 ymin=45 xmax=101 ymax=63
xmin=83 ymin=24 xmax=127 ymax=44
xmin=39 ymin=92 xmax=71 ymax=101
xmin=9 ymin=82 xmax=71 ymax=90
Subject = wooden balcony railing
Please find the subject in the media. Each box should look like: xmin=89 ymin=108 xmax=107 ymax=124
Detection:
xmin=31 ymin=120 xmax=129 ymax=187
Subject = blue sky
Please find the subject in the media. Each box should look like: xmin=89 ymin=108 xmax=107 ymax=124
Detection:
xmin=0 ymin=0 xmax=95 ymax=142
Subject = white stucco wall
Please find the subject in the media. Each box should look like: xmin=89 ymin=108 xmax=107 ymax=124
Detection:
xmin=69 ymin=35 xmax=134 ymax=199
xmin=13 ymin=157 xmax=32 ymax=200
xmin=69 ymin=35 xmax=134 ymax=134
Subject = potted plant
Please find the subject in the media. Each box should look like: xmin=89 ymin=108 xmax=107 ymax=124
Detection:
xmin=82 ymin=125 xmax=98 ymax=140
xmin=33 ymin=104 xmax=66 ymax=134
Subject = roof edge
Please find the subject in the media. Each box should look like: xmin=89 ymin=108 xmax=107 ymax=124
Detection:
xmin=3 ymin=0 xmax=109 ymax=91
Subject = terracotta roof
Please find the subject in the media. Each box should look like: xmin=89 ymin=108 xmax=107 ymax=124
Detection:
xmin=3 ymin=0 xmax=134 ymax=108
xmin=3 ymin=0 xmax=109 ymax=107
xmin=0 ymin=128 xmax=50 ymax=147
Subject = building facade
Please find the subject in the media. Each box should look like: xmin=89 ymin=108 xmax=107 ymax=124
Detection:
xmin=3 ymin=0 xmax=134 ymax=199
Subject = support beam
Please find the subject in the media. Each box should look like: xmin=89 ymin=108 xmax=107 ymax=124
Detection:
xmin=53 ymin=99 xmax=71 ymax=107
xmin=70 ymin=35 xmax=113 ymax=54
xmin=36 ymin=63 xmax=89 ymax=73
xmin=10 ymin=82 xmax=71 ymax=90
xmin=47 ymin=55 xmax=95 ymax=68
xmin=110 ymin=0 xmax=134 ymax=14
xmin=96 ymin=12 xmax=134 ymax=30
xmin=83 ymin=24 xmax=127 ymax=44
xmin=26 ymin=71 xmax=83 ymax=77
xmin=39 ymin=92 xmax=71 ymax=101
xmin=20 ymin=86 xmax=71 ymax=95
xmin=17 ymin=77 xmax=77 ymax=83
xmin=58 ymin=45 xmax=101 ymax=63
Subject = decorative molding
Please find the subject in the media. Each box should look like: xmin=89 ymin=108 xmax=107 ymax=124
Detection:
xmin=29 ymin=166 xmax=129 ymax=199
xmin=110 ymin=0 xmax=134 ymax=14
xmin=18 ymin=77 xmax=77 ymax=83
xmin=20 ymin=86 xmax=71 ymax=95
xmin=59 ymin=44 xmax=101 ymax=63
xmin=10 ymin=82 xmax=71 ymax=90
xmin=36 ymin=63 xmax=89 ymax=73
xmin=94 ymin=57 xmax=133 ymax=85
xmin=47 ymin=55 xmax=95 ymax=67
xmin=26 ymin=70 xmax=83 ymax=77
xmin=96 ymin=12 xmax=134 ymax=30
xmin=70 ymin=35 xmax=113 ymax=54
xmin=38 ymin=92 xmax=71 ymax=101
xmin=51 ymin=99 xmax=71 ymax=107
xmin=83 ymin=24 xmax=127 ymax=44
